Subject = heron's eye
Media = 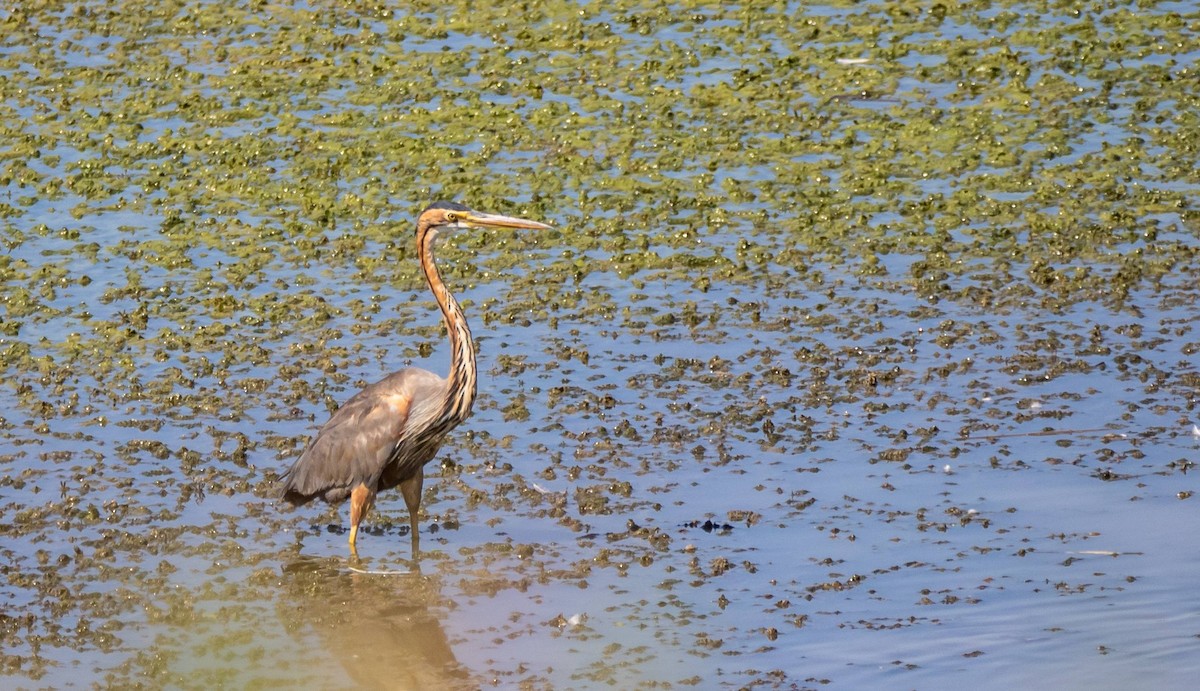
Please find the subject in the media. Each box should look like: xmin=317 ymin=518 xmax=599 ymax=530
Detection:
xmin=445 ymin=212 xmax=458 ymax=222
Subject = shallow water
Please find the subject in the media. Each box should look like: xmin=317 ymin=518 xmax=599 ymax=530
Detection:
xmin=2 ymin=1 xmax=1198 ymax=688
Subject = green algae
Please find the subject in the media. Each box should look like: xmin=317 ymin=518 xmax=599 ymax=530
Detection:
xmin=0 ymin=0 xmax=1197 ymax=688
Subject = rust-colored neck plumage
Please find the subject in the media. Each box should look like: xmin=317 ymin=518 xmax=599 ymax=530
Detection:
xmin=417 ymin=220 xmax=477 ymax=426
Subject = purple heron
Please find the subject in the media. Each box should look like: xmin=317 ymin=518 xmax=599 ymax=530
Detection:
xmin=280 ymin=201 xmax=551 ymax=555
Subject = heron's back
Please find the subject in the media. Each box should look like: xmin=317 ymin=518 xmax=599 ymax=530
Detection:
xmin=280 ymin=368 xmax=449 ymax=505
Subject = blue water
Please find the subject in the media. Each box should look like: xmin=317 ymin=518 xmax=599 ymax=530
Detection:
xmin=1 ymin=1 xmax=1198 ymax=688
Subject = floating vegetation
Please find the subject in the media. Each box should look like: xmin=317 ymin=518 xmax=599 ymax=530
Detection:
xmin=0 ymin=1 xmax=1197 ymax=688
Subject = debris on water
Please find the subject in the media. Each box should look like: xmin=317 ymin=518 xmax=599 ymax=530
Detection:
xmin=682 ymin=519 xmax=735 ymax=533
xmin=727 ymin=510 xmax=762 ymax=526
xmin=548 ymin=612 xmax=587 ymax=629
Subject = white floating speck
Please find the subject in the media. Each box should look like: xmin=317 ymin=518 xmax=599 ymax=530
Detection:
xmin=1191 ymin=424 xmax=1200 ymax=438
xmin=532 ymin=483 xmax=552 ymax=494
xmin=836 ymin=57 xmax=871 ymax=65
xmin=1029 ymin=400 xmax=1042 ymax=409
xmin=943 ymin=465 xmax=953 ymax=474
xmin=567 ymin=613 xmax=585 ymax=627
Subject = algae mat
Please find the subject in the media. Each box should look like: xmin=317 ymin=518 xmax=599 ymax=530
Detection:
xmin=1 ymin=1 xmax=1198 ymax=688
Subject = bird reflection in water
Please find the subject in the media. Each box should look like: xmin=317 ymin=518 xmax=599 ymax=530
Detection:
xmin=279 ymin=556 xmax=474 ymax=689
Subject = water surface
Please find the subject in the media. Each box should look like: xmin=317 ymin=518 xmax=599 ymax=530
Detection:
xmin=1 ymin=1 xmax=1198 ymax=688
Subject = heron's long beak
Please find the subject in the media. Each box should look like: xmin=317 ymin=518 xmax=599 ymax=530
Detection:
xmin=463 ymin=211 xmax=552 ymax=230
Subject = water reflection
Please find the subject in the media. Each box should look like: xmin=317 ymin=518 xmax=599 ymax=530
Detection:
xmin=279 ymin=556 xmax=473 ymax=690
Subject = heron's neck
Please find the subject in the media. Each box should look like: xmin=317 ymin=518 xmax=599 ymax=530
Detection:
xmin=419 ymin=230 xmax=477 ymax=424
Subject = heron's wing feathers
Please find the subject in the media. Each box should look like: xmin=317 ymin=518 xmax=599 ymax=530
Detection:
xmin=280 ymin=369 xmax=445 ymax=505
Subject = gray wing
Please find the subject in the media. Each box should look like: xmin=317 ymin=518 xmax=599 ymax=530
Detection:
xmin=280 ymin=368 xmax=445 ymax=505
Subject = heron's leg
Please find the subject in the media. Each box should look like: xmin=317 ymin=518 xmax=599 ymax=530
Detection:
xmin=399 ymin=468 xmax=424 ymax=557
xmin=349 ymin=483 xmax=375 ymax=548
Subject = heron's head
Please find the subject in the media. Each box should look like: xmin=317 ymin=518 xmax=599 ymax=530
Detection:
xmin=419 ymin=201 xmax=551 ymax=238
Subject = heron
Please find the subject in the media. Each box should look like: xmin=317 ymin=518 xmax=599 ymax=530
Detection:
xmin=280 ymin=201 xmax=552 ymax=556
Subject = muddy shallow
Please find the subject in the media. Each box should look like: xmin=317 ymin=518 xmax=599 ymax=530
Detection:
xmin=2 ymin=1 xmax=1198 ymax=688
